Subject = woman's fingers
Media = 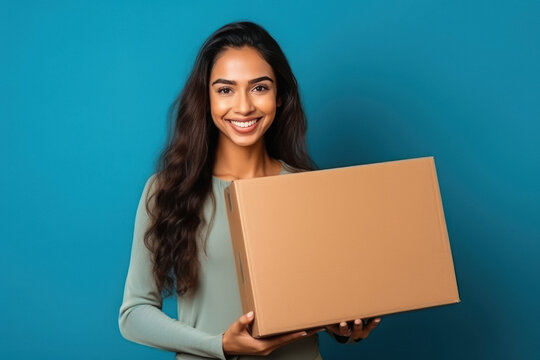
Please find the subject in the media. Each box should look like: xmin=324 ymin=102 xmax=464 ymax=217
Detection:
xmin=325 ymin=323 xmax=346 ymax=337
xmin=238 ymin=311 xmax=255 ymax=329
xmin=339 ymin=321 xmax=352 ymax=337
xmin=326 ymin=321 xmax=355 ymax=337
xmin=365 ymin=317 xmax=381 ymax=335
xmin=290 ymin=317 xmax=383 ymax=345
xmin=351 ymin=318 xmax=364 ymax=340
xmin=351 ymin=317 xmax=381 ymax=341
xmin=224 ymin=312 xmax=327 ymax=356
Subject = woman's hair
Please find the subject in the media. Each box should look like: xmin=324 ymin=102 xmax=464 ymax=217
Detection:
xmin=144 ymin=21 xmax=318 ymax=298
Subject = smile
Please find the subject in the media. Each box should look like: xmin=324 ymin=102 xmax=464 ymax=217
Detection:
xmin=226 ymin=117 xmax=262 ymax=133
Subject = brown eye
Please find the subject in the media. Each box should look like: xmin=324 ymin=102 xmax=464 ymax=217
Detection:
xmin=218 ymin=87 xmax=232 ymax=94
xmin=253 ymin=85 xmax=269 ymax=92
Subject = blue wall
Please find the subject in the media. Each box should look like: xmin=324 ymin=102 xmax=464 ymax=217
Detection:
xmin=2 ymin=1 xmax=538 ymax=359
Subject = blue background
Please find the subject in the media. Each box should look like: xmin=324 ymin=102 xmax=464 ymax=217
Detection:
xmin=2 ymin=1 xmax=538 ymax=359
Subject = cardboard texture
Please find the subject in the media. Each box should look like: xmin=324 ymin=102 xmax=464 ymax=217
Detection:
xmin=224 ymin=156 xmax=460 ymax=338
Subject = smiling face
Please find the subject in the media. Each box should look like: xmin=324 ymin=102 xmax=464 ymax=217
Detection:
xmin=209 ymin=46 xmax=280 ymax=148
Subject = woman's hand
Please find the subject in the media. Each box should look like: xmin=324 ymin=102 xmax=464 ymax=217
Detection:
xmin=325 ymin=317 xmax=382 ymax=343
xmin=222 ymin=311 xmax=324 ymax=356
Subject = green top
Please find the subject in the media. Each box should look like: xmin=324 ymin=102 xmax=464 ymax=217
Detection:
xmin=119 ymin=159 xmax=353 ymax=360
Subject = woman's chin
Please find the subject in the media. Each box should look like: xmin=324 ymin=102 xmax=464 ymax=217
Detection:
xmin=228 ymin=135 xmax=263 ymax=148
xmin=223 ymin=125 xmax=268 ymax=147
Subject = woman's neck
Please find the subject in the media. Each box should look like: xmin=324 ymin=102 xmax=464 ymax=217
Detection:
xmin=213 ymin=135 xmax=281 ymax=181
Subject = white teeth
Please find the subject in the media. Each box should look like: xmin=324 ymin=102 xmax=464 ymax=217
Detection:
xmin=230 ymin=118 xmax=259 ymax=128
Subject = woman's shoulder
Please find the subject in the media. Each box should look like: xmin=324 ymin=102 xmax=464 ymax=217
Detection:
xmin=139 ymin=173 xmax=161 ymax=208
xmin=143 ymin=173 xmax=159 ymax=193
xmin=278 ymin=159 xmax=310 ymax=174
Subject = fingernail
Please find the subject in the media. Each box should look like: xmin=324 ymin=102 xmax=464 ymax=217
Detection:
xmin=301 ymin=331 xmax=308 ymax=336
xmin=354 ymin=319 xmax=361 ymax=325
xmin=340 ymin=322 xmax=347 ymax=327
xmin=375 ymin=318 xmax=381 ymax=323
xmin=247 ymin=311 xmax=253 ymax=318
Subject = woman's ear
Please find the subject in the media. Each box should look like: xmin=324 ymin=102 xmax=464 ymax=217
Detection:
xmin=277 ymin=97 xmax=282 ymax=107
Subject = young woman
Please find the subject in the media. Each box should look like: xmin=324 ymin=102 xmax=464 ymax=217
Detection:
xmin=118 ymin=21 xmax=381 ymax=360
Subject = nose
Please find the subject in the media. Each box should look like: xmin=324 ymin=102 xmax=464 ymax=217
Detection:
xmin=233 ymin=90 xmax=256 ymax=115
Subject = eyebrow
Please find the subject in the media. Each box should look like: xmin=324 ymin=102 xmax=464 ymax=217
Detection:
xmin=211 ymin=76 xmax=274 ymax=86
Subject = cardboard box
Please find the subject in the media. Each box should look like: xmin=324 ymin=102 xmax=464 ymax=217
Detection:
xmin=224 ymin=156 xmax=460 ymax=338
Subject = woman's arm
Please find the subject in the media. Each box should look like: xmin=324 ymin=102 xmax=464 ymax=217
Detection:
xmin=118 ymin=175 xmax=229 ymax=359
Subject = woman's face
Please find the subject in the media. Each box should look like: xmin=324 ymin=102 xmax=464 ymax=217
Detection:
xmin=209 ymin=46 xmax=280 ymax=148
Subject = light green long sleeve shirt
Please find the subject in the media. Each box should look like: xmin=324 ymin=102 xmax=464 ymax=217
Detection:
xmin=118 ymin=159 xmax=353 ymax=360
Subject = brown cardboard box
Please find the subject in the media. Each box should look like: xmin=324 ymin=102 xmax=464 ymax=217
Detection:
xmin=224 ymin=156 xmax=460 ymax=338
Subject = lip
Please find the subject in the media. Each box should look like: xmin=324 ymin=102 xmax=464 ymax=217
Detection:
xmin=226 ymin=116 xmax=261 ymax=122
xmin=226 ymin=116 xmax=262 ymax=133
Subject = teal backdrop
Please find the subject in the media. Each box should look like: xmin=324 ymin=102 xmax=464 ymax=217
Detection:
xmin=1 ymin=1 xmax=538 ymax=359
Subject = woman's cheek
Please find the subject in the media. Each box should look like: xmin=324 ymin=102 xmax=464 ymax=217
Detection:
xmin=210 ymin=97 xmax=231 ymax=117
xmin=255 ymin=94 xmax=276 ymax=114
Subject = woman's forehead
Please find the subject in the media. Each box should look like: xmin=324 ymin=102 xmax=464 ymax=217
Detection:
xmin=210 ymin=47 xmax=274 ymax=83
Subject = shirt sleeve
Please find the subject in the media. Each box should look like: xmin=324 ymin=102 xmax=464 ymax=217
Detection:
xmin=118 ymin=174 xmax=228 ymax=359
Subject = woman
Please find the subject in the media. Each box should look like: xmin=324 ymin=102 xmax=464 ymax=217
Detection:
xmin=118 ymin=21 xmax=381 ymax=360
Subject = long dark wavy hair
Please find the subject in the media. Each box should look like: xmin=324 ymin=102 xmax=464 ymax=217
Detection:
xmin=144 ymin=21 xmax=318 ymax=298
